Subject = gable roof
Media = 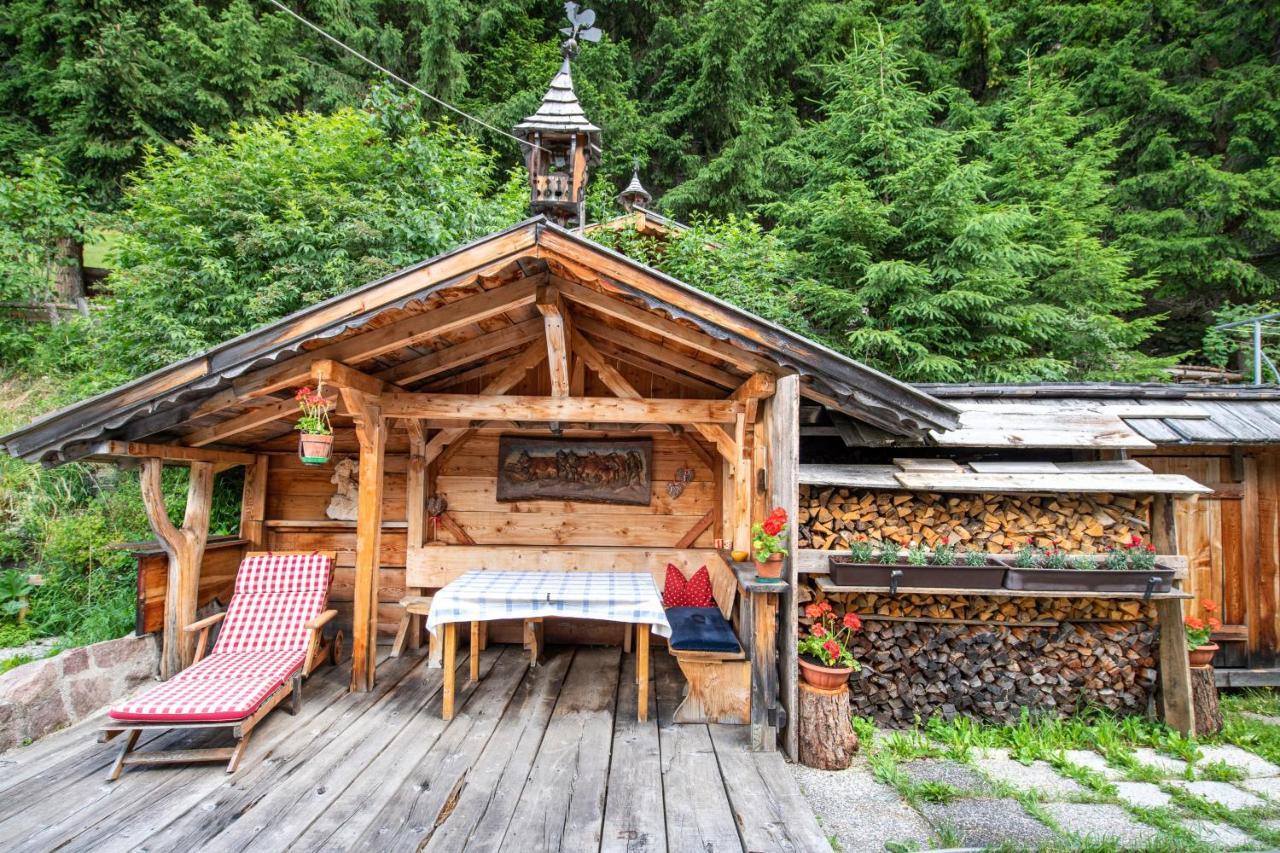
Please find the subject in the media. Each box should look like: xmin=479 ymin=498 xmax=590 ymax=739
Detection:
xmin=0 ymin=217 xmax=957 ymax=465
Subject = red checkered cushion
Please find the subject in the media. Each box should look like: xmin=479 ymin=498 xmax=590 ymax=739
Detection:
xmin=214 ymin=552 xmax=333 ymax=654
xmin=662 ymin=564 xmax=715 ymax=608
xmin=109 ymin=650 xmax=304 ymax=723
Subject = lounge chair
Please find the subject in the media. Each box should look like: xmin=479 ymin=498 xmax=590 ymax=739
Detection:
xmin=99 ymin=550 xmax=339 ymax=780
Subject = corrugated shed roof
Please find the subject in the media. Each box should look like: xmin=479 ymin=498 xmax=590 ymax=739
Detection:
xmin=918 ymin=383 xmax=1280 ymax=445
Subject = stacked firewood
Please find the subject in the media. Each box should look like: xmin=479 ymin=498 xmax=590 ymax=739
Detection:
xmin=798 ymin=486 xmax=1150 ymax=553
xmin=842 ymin=620 xmax=1158 ymax=726
xmin=808 ymin=589 xmax=1155 ymax=624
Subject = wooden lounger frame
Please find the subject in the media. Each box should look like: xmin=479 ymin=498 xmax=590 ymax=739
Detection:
xmin=99 ymin=551 xmax=340 ymax=779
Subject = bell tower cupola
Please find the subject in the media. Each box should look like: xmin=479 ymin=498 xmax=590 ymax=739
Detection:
xmin=514 ymin=2 xmax=602 ymax=229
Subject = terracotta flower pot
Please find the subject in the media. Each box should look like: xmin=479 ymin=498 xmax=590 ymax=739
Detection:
xmin=754 ymin=553 xmax=784 ymax=582
xmin=1189 ymin=642 xmax=1218 ymax=668
xmin=799 ymin=656 xmax=854 ymax=690
xmin=298 ymin=433 xmax=334 ymax=466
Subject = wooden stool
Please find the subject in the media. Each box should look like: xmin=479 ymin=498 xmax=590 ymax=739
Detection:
xmin=392 ymin=595 xmax=435 ymax=661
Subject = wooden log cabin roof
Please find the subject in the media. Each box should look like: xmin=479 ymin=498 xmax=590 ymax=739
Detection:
xmin=0 ymin=217 xmax=958 ymax=464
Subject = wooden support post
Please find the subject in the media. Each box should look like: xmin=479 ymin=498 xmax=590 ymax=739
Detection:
xmin=537 ymin=284 xmax=571 ymax=397
xmin=239 ymin=454 xmax=269 ymax=550
xmin=768 ymin=374 xmax=800 ymax=759
xmin=345 ymin=390 xmax=386 ymax=693
xmin=1150 ymin=493 xmax=1194 ymax=735
xmin=141 ymin=458 xmax=216 ymax=679
xmin=731 ymin=413 xmax=751 ymax=552
xmin=1191 ymin=667 xmax=1223 ymax=736
xmin=405 ymin=422 xmax=426 ymax=652
xmin=750 ymin=590 xmax=779 ymax=752
xmin=798 ymin=682 xmax=858 ymax=769
xmin=1157 ymin=597 xmax=1195 ymax=735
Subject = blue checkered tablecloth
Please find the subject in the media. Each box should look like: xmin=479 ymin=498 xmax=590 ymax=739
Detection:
xmin=426 ymin=571 xmax=671 ymax=638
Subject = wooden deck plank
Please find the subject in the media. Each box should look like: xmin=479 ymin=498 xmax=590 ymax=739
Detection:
xmin=128 ymin=652 xmax=453 ymax=852
xmin=600 ymin=652 xmax=665 ymax=853
xmin=302 ymin=648 xmax=528 ymax=850
xmin=10 ymin=663 xmax=357 ymax=853
xmin=653 ymin=654 xmax=743 ymax=852
xmin=498 ymin=646 xmax=622 ymax=851
xmin=209 ymin=651 xmax=499 ymax=853
xmin=423 ymin=650 xmax=573 ymax=852
xmin=708 ymin=724 xmax=829 ymax=852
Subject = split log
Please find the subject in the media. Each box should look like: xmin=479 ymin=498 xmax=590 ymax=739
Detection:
xmin=798 ymin=485 xmax=1149 ymax=553
xmin=807 ymin=588 xmax=1154 ymax=625
xmin=798 ymin=681 xmax=858 ymax=769
xmin=1191 ymin=667 xmax=1222 ymax=736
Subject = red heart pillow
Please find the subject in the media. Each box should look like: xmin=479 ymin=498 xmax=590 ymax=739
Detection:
xmin=662 ymin=563 xmax=715 ymax=608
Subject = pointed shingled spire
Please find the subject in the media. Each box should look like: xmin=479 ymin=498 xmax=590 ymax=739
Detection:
xmin=513 ymin=57 xmax=602 ymax=149
xmin=619 ymin=166 xmax=652 ymax=211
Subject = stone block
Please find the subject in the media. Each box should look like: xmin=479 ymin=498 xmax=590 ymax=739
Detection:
xmin=0 ymin=658 xmax=57 ymax=706
xmin=68 ymin=676 xmax=112 ymax=719
xmin=60 ymin=647 xmax=89 ymax=676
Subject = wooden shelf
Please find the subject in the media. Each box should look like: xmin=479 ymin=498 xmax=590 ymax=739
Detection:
xmin=815 ymin=576 xmax=1190 ymax=600
xmin=264 ymin=519 xmax=409 ymax=529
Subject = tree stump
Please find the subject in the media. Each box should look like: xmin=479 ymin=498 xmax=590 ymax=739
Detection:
xmin=1191 ymin=666 xmax=1222 ymax=736
xmin=798 ymin=681 xmax=859 ymax=770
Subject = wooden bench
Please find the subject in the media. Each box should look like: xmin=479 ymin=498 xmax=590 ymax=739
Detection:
xmin=666 ymin=558 xmax=751 ymax=724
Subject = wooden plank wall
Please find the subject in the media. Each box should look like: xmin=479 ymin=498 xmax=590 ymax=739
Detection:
xmin=262 ymin=429 xmax=718 ymax=639
xmin=134 ymin=537 xmax=248 ymax=635
xmin=1137 ymin=447 xmax=1280 ymax=667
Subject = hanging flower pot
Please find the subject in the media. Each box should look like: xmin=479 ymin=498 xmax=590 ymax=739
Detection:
xmin=294 ymin=385 xmax=334 ymax=466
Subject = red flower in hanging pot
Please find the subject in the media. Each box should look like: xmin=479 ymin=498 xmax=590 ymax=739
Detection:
xmin=811 ymin=623 xmax=827 ymax=638
xmin=805 ymin=603 xmax=822 ymax=619
xmin=842 ymin=612 xmax=862 ymax=631
xmin=822 ymin=639 xmax=840 ymax=658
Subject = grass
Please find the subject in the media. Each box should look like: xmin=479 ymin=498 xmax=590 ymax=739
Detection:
xmin=842 ymin=695 xmax=1280 ymax=853
xmin=0 ymin=654 xmax=33 ymax=674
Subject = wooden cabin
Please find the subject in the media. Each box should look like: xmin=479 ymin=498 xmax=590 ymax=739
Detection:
xmin=0 ymin=215 xmax=957 ymax=756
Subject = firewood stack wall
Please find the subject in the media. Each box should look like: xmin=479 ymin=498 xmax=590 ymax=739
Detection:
xmin=801 ymin=586 xmax=1159 ymax=726
xmin=799 ymin=485 xmax=1152 ymax=553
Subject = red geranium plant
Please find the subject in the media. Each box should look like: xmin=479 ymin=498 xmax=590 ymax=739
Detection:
xmin=294 ymin=386 xmax=332 ymax=436
xmin=1186 ymin=600 xmax=1222 ymax=650
xmin=799 ymin=601 xmax=863 ymax=670
xmin=751 ymin=507 xmax=789 ymax=563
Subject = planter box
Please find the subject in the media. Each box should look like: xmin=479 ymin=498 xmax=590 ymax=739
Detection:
xmin=828 ymin=556 xmax=1006 ymax=591
xmin=1003 ymin=566 xmax=1175 ymax=595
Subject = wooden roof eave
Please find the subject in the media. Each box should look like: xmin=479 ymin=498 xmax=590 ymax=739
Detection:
xmin=1 ymin=216 xmax=957 ymax=464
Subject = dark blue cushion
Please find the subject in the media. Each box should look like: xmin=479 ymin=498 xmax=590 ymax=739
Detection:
xmin=666 ymin=607 xmax=741 ymax=654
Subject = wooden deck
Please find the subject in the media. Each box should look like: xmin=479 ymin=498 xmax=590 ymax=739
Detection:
xmin=0 ymin=645 xmax=827 ymax=852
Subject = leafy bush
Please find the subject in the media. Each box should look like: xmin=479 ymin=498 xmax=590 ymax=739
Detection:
xmin=0 ymin=569 xmax=32 ymax=620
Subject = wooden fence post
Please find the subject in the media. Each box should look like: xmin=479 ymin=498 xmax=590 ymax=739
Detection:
xmin=768 ymin=374 xmax=800 ymax=759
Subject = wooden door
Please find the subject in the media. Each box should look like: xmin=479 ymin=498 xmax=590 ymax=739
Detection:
xmin=1141 ymin=455 xmax=1251 ymax=667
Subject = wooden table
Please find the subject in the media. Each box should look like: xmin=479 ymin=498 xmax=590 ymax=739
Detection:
xmin=429 ymin=571 xmax=670 ymax=722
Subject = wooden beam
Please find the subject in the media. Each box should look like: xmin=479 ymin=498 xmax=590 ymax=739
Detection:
xmin=312 ymin=359 xmax=387 ymax=397
xmin=694 ymin=423 xmax=738 ymax=463
xmin=379 ymin=318 xmax=544 ymax=387
xmin=675 ymin=509 xmax=716 ymax=548
xmin=229 ymin=278 xmax=541 ymax=402
xmin=537 ymin=284 xmax=571 ymax=397
xmin=573 ymin=314 xmax=742 ymax=389
xmin=384 ymin=393 xmax=743 ymax=425
xmin=678 ymin=431 xmax=717 ymax=471
xmin=347 ymin=391 xmax=385 ymax=692
xmin=187 ymin=397 xmax=299 ymax=447
xmin=141 ymin=458 xmax=215 ymax=679
xmin=92 ymin=441 xmax=256 ymax=467
xmin=405 ymin=421 xmax=426 ymax=551
xmin=584 ymin=332 xmax=725 ymax=397
xmin=555 ymin=279 xmax=775 ymax=374
xmin=732 ymin=372 xmax=777 ymax=423
xmin=569 ymin=328 xmax=638 ymax=399
xmin=239 ymin=454 xmax=269 ymax=551
xmin=422 ymin=341 xmax=547 ymax=465
xmin=569 ymin=356 xmax=586 ymax=396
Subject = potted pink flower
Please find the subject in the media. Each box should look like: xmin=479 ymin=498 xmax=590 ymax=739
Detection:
xmin=798 ymin=602 xmax=863 ymax=689
xmin=294 ymin=386 xmax=334 ymax=466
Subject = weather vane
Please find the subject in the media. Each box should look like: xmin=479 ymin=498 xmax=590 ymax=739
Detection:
xmin=560 ymin=2 xmax=602 ymax=59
